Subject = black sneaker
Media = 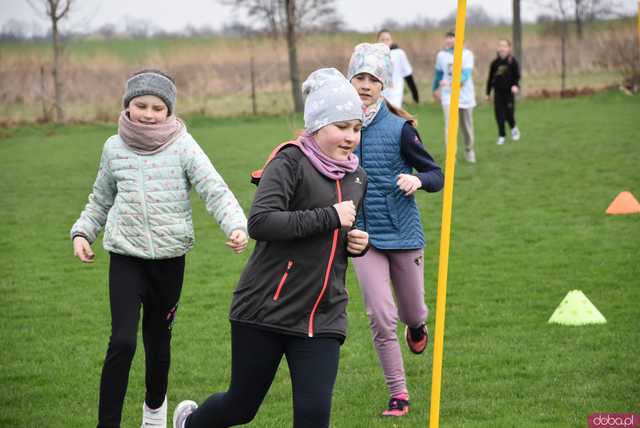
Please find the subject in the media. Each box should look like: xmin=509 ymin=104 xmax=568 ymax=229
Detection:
xmin=381 ymin=396 xmax=410 ymax=417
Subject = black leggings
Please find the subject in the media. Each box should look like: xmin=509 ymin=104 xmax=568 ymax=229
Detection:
xmin=494 ymin=89 xmax=517 ymax=137
xmin=97 ymin=253 xmax=185 ymax=428
xmin=186 ymin=322 xmax=341 ymax=428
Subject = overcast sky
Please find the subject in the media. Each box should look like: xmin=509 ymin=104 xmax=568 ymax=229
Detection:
xmin=0 ymin=0 xmax=635 ymax=35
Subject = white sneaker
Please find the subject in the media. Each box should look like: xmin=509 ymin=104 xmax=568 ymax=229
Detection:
xmin=142 ymin=396 xmax=167 ymax=427
xmin=464 ymin=149 xmax=476 ymax=163
xmin=511 ymin=127 xmax=521 ymax=141
xmin=173 ymin=400 xmax=198 ymax=428
xmin=497 ymin=137 xmax=505 ymax=145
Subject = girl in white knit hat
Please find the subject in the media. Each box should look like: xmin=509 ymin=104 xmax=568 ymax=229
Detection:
xmin=173 ymin=68 xmax=369 ymax=428
xmin=70 ymin=69 xmax=248 ymax=428
xmin=347 ymin=43 xmax=444 ymax=417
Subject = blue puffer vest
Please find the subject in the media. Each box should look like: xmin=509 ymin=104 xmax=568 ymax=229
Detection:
xmin=355 ymin=102 xmax=425 ymax=250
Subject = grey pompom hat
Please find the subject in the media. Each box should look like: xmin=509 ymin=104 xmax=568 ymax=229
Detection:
xmin=302 ymin=68 xmax=364 ymax=133
xmin=123 ymin=70 xmax=177 ymax=115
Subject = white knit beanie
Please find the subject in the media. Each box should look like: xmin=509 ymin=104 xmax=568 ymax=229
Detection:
xmin=302 ymin=68 xmax=364 ymax=133
xmin=346 ymin=43 xmax=393 ymax=89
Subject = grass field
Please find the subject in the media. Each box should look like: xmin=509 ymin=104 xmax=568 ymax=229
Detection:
xmin=1 ymin=91 xmax=639 ymax=427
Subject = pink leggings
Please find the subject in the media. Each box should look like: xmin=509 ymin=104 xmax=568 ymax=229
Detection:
xmin=353 ymin=246 xmax=428 ymax=397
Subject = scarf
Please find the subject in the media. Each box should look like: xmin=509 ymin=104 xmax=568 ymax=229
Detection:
xmin=118 ymin=111 xmax=186 ymax=156
xmin=362 ymin=97 xmax=384 ymax=128
xmin=298 ymin=133 xmax=359 ymax=181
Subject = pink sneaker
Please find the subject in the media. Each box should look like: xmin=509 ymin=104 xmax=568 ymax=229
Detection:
xmin=381 ymin=394 xmax=410 ymax=417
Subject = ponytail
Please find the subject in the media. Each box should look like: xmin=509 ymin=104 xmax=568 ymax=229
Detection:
xmin=384 ymin=99 xmax=417 ymax=128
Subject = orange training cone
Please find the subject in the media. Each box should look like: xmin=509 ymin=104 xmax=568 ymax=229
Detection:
xmin=606 ymin=191 xmax=640 ymax=215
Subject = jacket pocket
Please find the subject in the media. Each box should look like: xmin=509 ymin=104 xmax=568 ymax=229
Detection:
xmin=273 ymin=260 xmax=295 ymax=301
xmin=385 ymin=193 xmax=400 ymax=230
xmin=181 ymin=217 xmax=194 ymax=246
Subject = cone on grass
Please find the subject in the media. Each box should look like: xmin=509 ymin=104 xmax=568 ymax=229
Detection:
xmin=548 ymin=290 xmax=606 ymax=326
xmin=606 ymin=191 xmax=640 ymax=215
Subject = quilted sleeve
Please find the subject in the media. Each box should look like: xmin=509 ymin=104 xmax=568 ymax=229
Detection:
xmin=183 ymin=137 xmax=248 ymax=237
xmin=70 ymin=142 xmax=117 ymax=243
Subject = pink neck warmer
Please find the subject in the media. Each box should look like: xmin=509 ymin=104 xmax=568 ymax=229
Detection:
xmin=298 ymin=133 xmax=359 ymax=180
xmin=118 ymin=111 xmax=186 ymax=156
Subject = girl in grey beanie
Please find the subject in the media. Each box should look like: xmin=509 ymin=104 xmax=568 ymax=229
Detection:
xmin=173 ymin=68 xmax=369 ymax=428
xmin=70 ymin=69 xmax=249 ymax=428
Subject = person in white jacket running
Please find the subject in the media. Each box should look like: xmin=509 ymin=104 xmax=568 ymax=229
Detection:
xmin=377 ymin=29 xmax=420 ymax=109
xmin=433 ymin=30 xmax=477 ymax=163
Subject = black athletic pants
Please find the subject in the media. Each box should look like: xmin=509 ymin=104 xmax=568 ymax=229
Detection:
xmin=494 ymin=89 xmax=517 ymax=137
xmin=186 ymin=322 xmax=341 ymax=428
xmin=97 ymin=252 xmax=185 ymax=428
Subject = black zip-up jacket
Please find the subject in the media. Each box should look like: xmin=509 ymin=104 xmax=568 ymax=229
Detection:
xmin=486 ymin=55 xmax=521 ymax=95
xmin=229 ymin=146 xmax=367 ymax=343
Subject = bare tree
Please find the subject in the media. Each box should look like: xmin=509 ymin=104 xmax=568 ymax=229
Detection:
xmin=220 ymin=0 xmax=341 ymax=112
xmin=221 ymin=0 xmax=341 ymax=36
xmin=95 ymin=23 xmax=117 ymax=39
xmin=27 ymin=0 xmax=73 ymax=123
xmin=572 ymin=0 xmax=625 ymax=38
xmin=538 ymin=0 xmax=571 ymax=94
xmin=439 ymin=5 xmax=499 ymax=28
xmin=574 ymin=0 xmax=585 ymax=38
xmin=124 ymin=18 xmax=156 ymax=38
xmin=0 ymin=19 xmax=28 ymax=41
xmin=285 ymin=0 xmax=303 ymax=112
xmin=513 ymin=0 xmax=523 ymax=68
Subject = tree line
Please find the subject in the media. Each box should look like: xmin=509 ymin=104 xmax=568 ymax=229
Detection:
xmin=16 ymin=0 xmax=633 ymax=123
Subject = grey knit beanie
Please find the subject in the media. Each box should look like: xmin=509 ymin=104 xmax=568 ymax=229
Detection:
xmin=123 ymin=70 xmax=177 ymax=115
xmin=302 ymin=68 xmax=364 ymax=133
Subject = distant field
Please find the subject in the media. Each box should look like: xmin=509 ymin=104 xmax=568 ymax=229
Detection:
xmin=0 ymin=19 xmax=635 ymax=123
xmin=1 ymin=91 xmax=639 ymax=427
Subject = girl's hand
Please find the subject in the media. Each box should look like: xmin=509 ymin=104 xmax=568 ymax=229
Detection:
xmin=347 ymin=229 xmax=369 ymax=255
xmin=226 ymin=229 xmax=248 ymax=254
xmin=511 ymin=85 xmax=519 ymax=94
xmin=396 ymin=174 xmax=422 ymax=196
xmin=485 ymin=94 xmax=491 ymax=102
xmin=73 ymin=236 xmax=95 ymax=263
xmin=433 ymin=90 xmax=441 ymax=103
xmin=333 ymin=200 xmax=356 ymax=228
xmin=439 ymin=79 xmax=448 ymax=88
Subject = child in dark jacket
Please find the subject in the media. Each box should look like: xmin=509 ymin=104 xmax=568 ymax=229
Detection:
xmin=486 ymin=39 xmax=522 ymax=145
xmin=173 ymin=68 xmax=369 ymax=428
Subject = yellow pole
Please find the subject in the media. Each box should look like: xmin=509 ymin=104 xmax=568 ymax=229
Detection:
xmin=428 ymin=0 xmax=467 ymax=427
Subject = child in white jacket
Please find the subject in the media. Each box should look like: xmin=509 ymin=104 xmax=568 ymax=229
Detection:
xmin=70 ymin=69 xmax=248 ymax=428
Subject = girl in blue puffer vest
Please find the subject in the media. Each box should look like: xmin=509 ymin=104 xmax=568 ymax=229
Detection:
xmin=70 ymin=70 xmax=248 ymax=428
xmin=347 ymin=43 xmax=444 ymax=417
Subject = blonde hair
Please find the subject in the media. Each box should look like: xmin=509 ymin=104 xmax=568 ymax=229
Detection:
xmin=385 ymin=99 xmax=417 ymax=128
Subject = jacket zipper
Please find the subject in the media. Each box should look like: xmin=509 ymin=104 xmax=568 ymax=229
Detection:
xmin=138 ymin=158 xmax=155 ymax=258
xmin=273 ymin=260 xmax=294 ymax=301
xmin=308 ymin=180 xmax=342 ymax=337
xmin=360 ymin=136 xmax=368 ymax=230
